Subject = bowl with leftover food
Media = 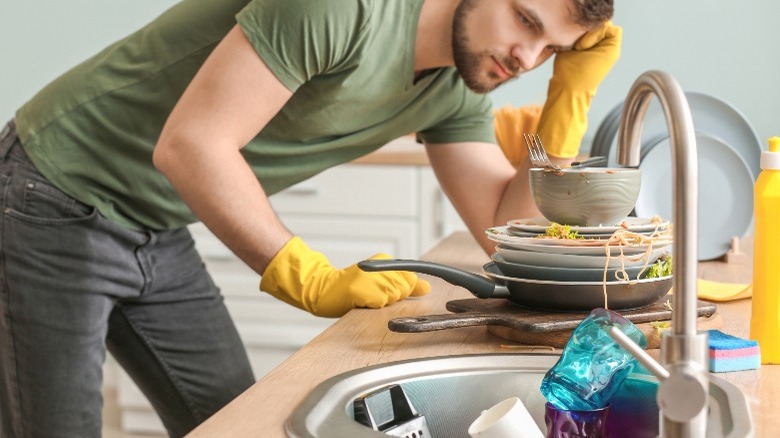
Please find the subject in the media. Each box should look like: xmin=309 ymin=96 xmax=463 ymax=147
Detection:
xmin=529 ymin=167 xmax=641 ymax=226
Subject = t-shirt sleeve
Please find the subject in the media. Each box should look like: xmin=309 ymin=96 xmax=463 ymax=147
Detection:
xmin=416 ymin=86 xmax=497 ymax=145
xmin=236 ymin=0 xmax=367 ymax=92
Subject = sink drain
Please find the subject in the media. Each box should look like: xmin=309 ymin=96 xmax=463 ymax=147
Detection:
xmin=353 ymin=384 xmax=431 ymax=437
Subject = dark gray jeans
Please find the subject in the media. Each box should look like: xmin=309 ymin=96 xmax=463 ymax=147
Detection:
xmin=0 ymin=121 xmax=255 ymax=438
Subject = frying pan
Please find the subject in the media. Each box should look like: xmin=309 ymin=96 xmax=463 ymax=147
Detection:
xmin=358 ymin=259 xmax=672 ymax=312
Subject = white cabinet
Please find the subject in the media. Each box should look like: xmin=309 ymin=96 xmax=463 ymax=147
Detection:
xmin=271 ymin=165 xmax=422 ymax=265
xmin=419 ymin=167 xmax=467 ymax=253
xmin=115 ymin=163 xmax=466 ymax=434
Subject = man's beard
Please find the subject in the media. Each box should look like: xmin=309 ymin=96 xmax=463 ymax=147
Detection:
xmin=452 ymin=0 xmax=518 ymax=93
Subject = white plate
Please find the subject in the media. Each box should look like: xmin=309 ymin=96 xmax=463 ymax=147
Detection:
xmin=488 ymin=226 xmax=615 ymax=246
xmin=486 ymin=226 xmax=670 ymax=255
xmin=505 ymin=226 xmax=659 ymax=239
xmin=606 ymin=92 xmax=762 ymax=179
xmin=506 ymin=217 xmax=670 ymax=235
xmin=504 ymin=229 xmax=550 ymax=238
xmin=635 ymin=133 xmax=753 ymax=260
xmin=496 ymin=239 xmax=666 ymax=256
xmin=495 ymin=244 xmax=669 ymax=269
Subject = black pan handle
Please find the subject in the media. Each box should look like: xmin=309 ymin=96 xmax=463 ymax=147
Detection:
xmin=357 ymin=259 xmax=509 ymax=299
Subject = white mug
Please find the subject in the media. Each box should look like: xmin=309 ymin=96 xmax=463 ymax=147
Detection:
xmin=468 ymin=397 xmax=544 ymax=438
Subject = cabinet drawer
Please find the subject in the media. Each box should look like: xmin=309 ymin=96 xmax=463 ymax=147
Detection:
xmin=284 ymin=216 xmax=419 ymax=264
xmin=235 ymin=322 xmax=329 ymax=349
xmin=270 ymin=165 xmax=419 ymax=217
xmin=224 ymin=295 xmax=334 ymax=330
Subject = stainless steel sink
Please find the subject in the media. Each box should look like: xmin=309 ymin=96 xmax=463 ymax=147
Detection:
xmin=286 ymin=354 xmax=752 ymax=437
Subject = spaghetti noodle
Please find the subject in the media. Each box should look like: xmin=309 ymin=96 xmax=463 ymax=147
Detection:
xmin=600 ymin=218 xmax=673 ymax=309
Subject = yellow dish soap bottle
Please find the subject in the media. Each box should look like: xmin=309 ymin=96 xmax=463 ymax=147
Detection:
xmin=751 ymin=136 xmax=780 ymax=364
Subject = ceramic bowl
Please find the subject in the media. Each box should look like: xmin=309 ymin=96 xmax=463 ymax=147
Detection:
xmin=529 ymin=167 xmax=641 ymax=226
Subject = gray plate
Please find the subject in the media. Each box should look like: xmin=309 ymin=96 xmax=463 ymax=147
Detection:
xmin=495 ymin=244 xmax=669 ymax=269
xmin=636 ymin=133 xmax=754 ymax=260
xmin=491 ymin=253 xmax=648 ymax=282
xmin=590 ymin=100 xmax=623 ymax=157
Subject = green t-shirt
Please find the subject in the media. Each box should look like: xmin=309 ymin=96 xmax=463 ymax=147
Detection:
xmin=15 ymin=0 xmax=495 ymax=230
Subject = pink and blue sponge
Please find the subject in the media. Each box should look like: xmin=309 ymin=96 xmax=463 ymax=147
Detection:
xmin=708 ymin=329 xmax=761 ymax=373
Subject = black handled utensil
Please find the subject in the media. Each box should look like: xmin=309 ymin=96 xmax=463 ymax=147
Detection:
xmin=358 ymin=259 xmax=511 ymax=299
xmin=571 ymin=156 xmax=607 ymax=168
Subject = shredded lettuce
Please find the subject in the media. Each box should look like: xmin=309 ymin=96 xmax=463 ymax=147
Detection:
xmin=645 ymin=254 xmax=673 ymax=278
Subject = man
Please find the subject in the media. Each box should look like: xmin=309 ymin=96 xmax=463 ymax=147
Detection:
xmin=0 ymin=0 xmax=619 ymax=436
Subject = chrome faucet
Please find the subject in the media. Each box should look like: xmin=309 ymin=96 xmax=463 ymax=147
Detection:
xmin=608 ymin=70 xmax=710 ymax=437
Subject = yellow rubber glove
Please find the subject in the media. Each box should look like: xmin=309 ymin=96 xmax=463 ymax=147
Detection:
xmin=259 ymin=236 xmax=431 ymax=317
xmin=537 ymin=21 xmax=622 ymax=158
xmin=493 ymin=104 xmax=543 ymax=166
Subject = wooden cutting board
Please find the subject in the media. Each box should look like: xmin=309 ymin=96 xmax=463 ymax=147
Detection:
xmin=388 ymin=295 xmax=722 ymax=349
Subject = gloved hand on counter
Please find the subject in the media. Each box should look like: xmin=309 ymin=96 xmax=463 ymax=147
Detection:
xmin=537 ymin=20 xmax=622 ymax=159
xmin=260 ymin=236 xmax=431 ymax=317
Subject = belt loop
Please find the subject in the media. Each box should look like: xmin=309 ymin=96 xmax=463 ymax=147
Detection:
xmin=0 ymin=119 xmax=18 ymax=160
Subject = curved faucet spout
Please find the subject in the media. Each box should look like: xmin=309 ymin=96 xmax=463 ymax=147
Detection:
xmin=613 ymin=70 xmax=709 ymax=438
xmin=617 ymin=70 xmax=698 ymax=336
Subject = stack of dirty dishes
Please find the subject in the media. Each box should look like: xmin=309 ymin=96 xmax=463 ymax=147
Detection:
xmin=483 ymin=217 xmax=674 ymax=311
xmin=481 ymin=164 xmax=676 ymax=311
xmin=489 ymin=217 xmax=672 ymax=279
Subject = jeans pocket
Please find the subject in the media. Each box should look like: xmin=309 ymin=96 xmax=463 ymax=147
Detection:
xmin=4 ymin=166 xmax=96 ymax=226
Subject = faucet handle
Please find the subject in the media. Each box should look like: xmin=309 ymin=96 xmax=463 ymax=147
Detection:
xmin=608 ymin=326 xmax=669 ymax=380
xmin=610 ymin=327 xmax=710 ymax=426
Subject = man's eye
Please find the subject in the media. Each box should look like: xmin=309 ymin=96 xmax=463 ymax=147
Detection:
xmin=546 ymin=45 xmax=559 ymax=54
xmin=517 ymin=13 xmax=532 ymax=28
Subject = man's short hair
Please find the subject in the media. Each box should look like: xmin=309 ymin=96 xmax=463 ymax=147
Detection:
xmin=571 ymin=0 xmax=614 ymax=28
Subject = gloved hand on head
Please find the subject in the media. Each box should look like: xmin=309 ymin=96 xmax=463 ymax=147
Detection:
xmin=259 ymin=236 xmax=431 ymax=317
xmin=537 ymin=20 xmax=622 ymax=159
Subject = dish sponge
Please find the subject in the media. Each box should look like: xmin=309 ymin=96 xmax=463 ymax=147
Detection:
xmin=708 ymin=329 xmax=760 ymax=373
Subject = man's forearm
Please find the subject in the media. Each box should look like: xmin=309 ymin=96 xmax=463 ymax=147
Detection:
xmin=153 ymin=137 xmax=291 ymax=274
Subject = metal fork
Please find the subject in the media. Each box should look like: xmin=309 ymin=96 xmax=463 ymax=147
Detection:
xmin=523 ymin=133 xmax=561 ymax=171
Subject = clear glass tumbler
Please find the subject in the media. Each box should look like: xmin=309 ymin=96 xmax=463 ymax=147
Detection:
xmin=540 ymin=308 xmax=647 ymax=411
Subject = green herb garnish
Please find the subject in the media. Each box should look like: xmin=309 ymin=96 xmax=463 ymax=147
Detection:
xmin=645 ymin=254 xmax=673 ymax=278
xmin=649 ymin=321 xmax=671 ymax=336
xmin=544 ymin=222 xmax=582 ymax=240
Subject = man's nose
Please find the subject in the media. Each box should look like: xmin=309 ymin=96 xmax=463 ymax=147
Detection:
xmin=510 ymin=43 xmax=545 ymax=71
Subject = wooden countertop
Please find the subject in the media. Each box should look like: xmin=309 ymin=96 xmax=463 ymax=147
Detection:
xmin=188 ymin=233 xmax=779 ymax=437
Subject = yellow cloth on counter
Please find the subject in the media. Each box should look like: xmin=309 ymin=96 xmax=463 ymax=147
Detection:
xmin=697 ymin=279 xmax=752 ymax=302
xmin=669 ymin=279 xmax=752 ymax=302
